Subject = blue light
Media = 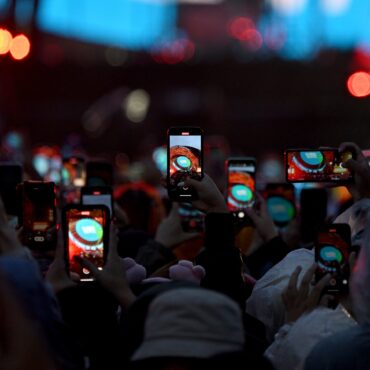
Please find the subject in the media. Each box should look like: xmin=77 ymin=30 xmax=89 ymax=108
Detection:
xmin=260 ymin=0 xmax=370 ymax=60
xmin=37 ymin=0 xmax=177 ymax=50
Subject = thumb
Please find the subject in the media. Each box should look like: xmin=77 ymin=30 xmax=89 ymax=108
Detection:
xmin=342 ymin=158 xmax=360 ymax=172
xmin=245 ymin=207 xmax=260 ymax=225
xmin=77 ymin=257 xmax=101 ymax=278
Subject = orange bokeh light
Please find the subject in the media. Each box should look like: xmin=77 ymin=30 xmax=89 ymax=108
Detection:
xmin=0 ymin=28 xmax=12 ymax=55
xmin=10 ymin=34 xmax=31 ymax=60
xmin=347 ymin=71 xmax=370 ymax=98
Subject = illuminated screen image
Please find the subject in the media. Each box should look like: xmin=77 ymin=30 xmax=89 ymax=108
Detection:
xmin=169 ymin=135 xmax=202 ymax=187
xmin=66 ymin=208 xmax=107 ymax=282
xmin=286 ymin=150 xmax=353 ymax=182
xmin=267 ymin=197 xmax=295 ymax=226
xmin=61 ymin=158 xmax=86 ymax=188
xmin=316 ymin=230 xmax=350 ymax=290
xmin=23 ymin=183 xmax=56 ymax=245
xmin=265 ymin=184 xmax=296 ymax=227
xmin=227 ymin=164 xmax=255 ymax=212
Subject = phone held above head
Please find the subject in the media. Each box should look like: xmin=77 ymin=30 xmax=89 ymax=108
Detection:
xmin=285 ymin=148 xmax=354 ymax=183
xmin=167 ymin=127 xmax=204 ymax=201
xmin=226 ymin=157 xmax=256 ymax=220
xmin=314 ymin=223 xmax=352 ymax=295
xmin=63 ymin=204 xmax=110 ymax=283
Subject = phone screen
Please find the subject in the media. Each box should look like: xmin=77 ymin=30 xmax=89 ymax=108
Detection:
xmin=286 ymin=149 xmax=353 ymax=182
xmin=178 ymin=203 xmax=205 ymax=232
xmin=227 ymin=159 xmax=256 ymax=218
xmin=82 ymin=194 xmax=113 ymax=216
xmin=168 ymin=128 xmax=203 ymax=200
xmin=264 ymin=183 xmax=295 ymax=227
xmin=61 ymin=157 xmax=86 ymax=188
xmin=22 ymin=182 xmax=56 ymax=248
xmin=0 ymin=164 xmax=22 ymax=216
xmin=315 ymin=224 xmax=351 ymax=293
xmin=65 ymin=207 xmax=108 ymax=282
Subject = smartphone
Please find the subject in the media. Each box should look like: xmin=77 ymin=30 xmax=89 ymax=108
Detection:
xmin=178 ymin=203 xmax=205 ymax=232
xmin=300 ymin=188 xmax=328 ymax=244
xmin=63 ymin=205 xmax=110 ymax=282
xmin=167 ymin=127 xmax=203 ymax=201
xmin=285 ymin=148 xmax=354 ymax=183
xmin=264 ymin=183 xmax=295 ymax=227
xmin=226 ymin=157 xmax=256 ymax=220
xmin=0 ymin=163 xmax=22 ymax=216
xmin=81 ymin=186 xmax=113 ymax=217
xmin=315 ymin=223 xmax=351 ymax=293
xmin=20 ymin=181 xmax=57 ymax=250
xmin=86 ymin=161 xmax=113 ymax=187
xmin=61 ymin=156 xmax=86 ymax=188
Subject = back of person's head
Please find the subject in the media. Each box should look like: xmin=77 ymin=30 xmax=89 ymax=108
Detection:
xmin=115 ymin=182 xmax=165 ymax=234
xmin=350 ymin=215 xmax=370 ymax=324
xmin=131 ymin=287 xmax=245 ymax=362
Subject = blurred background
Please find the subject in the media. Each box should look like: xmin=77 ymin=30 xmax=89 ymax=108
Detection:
xmin=0 ymin=0 xmax=370 ymax=177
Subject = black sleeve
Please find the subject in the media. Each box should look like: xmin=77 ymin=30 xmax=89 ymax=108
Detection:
xmin=244 ymin=236 xmax=290 ymax=279
xmin=197 ymin=212 xmax=247 ymax=310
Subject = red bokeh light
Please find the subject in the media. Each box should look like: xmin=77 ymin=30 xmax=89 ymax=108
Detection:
xmin=10 ymin=34 xmax=31 ymax=60
xmin=0 ymin=28 xmax=12 ymax=55
xmin=228 ymin=17 xmax=255 ymax=41
xmin=241 ymin=29 xmax=263 ymax=51
xmin=347 ymin=71 xmax=370 ymax=98
xmin=152 ymin=39 xmax=195 ymax=65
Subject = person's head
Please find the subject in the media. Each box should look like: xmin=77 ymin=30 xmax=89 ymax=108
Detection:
xmin=131 ymin=287 xmax=245 ymax=368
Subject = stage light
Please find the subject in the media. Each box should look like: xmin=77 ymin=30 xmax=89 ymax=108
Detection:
xmin=123 ymin=89 xmax=150 ymax=123
xmin=347 ymin=71 xmax=370 ymax=98
xmin=320 ymin=0 xmax=351 ymax=15
xmin=270 ymin=0 xmax=307 ymax=15
xmin=10 ymin=34 xmax=30 ymax=60
xmin=228 ymin=17 xmax=255 ymax=40
xmin=0 ymin=28 xmax=12 ymax=54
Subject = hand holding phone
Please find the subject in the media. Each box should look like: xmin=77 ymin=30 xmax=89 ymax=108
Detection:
xmin=167 ymin=127 xmax=203 ymax=201
xmin=315 ymin=223 xmax=351 ymax=294
xmin=226 ymin=157 xmax=256 ymax=221
xmin=285 ymin=148 xmax=353 ymax=183
xmin=19 ymin=181 xmax=57 ymax=250
xmin=63 ymin=205 xmax=110 ymax=282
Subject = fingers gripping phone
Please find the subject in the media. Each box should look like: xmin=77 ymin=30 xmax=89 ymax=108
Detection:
xmin=226 ymin=157 xmax=256 ymax=221
xmin=315 ymin=223 xmax=351 ymax=294
xmin=19 ymin=181 xmax=57 ymax=250
xmin=167 ymin=127 xmax=204 ymax=201
xmin=63 ymin=205 xmax=110 ymax=282
xmin=285 ymin=148 xmax=354 ymax=183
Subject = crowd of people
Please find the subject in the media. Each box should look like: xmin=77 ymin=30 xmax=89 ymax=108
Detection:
xmin=1 ymin=140 xmax=370 ymax=370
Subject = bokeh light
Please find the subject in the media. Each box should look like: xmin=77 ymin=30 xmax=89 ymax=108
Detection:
xmin=123 ymin=89 xmax=150 ymax=123
xmin=270 ymin=0 xmax=307 ymax=15
xmin=9 ymin=34 xmax=31 ymax=60
xmin=347 ymin=71 xmax=370 ymax=98
xmin=320 ymin=0 xmax=351 ymax=16
xmin=228 ymin=17 xmax=255 ymax=41
xmin=0 ymin=28 xmax=12 ymax=54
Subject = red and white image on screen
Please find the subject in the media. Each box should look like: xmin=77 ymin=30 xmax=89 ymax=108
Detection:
xmin=316 ymin=231 xmax=349 ymax=287
xmin=227 ymin=166 xmax=255 ymax=211
xmin=67 ymin=208 xmax=106 ymax=281
xmin=169 ymin=134 xmax=201 ymax=186
xmin=287 ymin=150 xmax=352 ymax=182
